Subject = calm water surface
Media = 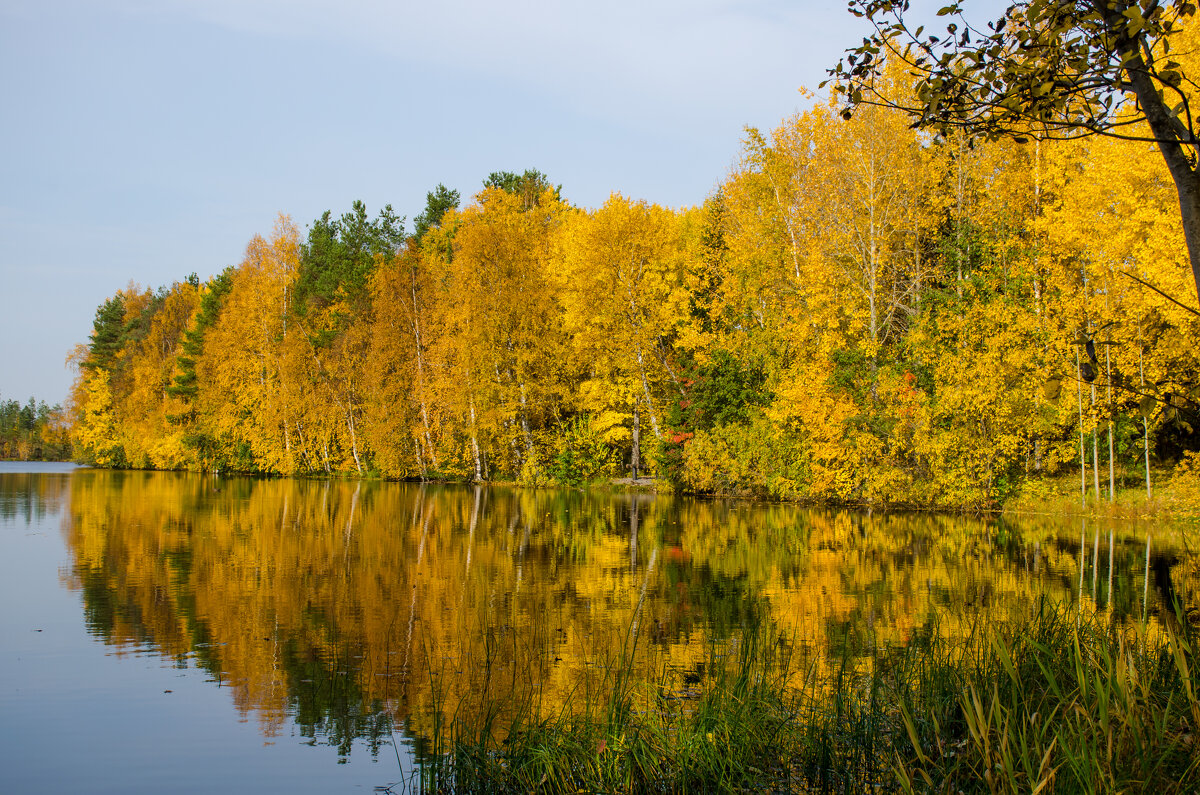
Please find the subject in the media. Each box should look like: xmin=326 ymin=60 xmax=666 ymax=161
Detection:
xmin=1 ymin=464 xmax=1196 ymax=793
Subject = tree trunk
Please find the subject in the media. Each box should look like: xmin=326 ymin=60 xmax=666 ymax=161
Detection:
xmin=1033 ymin=139 xmax=1044 ymax=316
xmin=1106 ymin=347 xmax=1114 ymax=502
xmin=345 ymin=409 xmax=363 ymax=475
xmin=1091 ymin=382 xmax=1100 ymax=500
xmin=955 ymin=135 xmax=966 ymax=295
xmin=413 ymin=438 xmax=427 ymax=480
xmin=519 ymin=382 xmax=534 ymax=459
xmin=634 ymin=346 xmax=662 ymax=438
xmin=1126 ymin=54 xmax=1200 ymax=310
xmin=1140 ymin=344 xmax=1152 ymax=498
xmin=1077 ymin=349 xmax=1086 ymax=508
xmin=469 ymin=398 xmax=482 ymax=482
xmin=408 ymin=262 xmax=438 ymax=469
xmin=1174 ymin=169 xmax=1200 ymax=312
xmin=493 ymin=362 xmax=521 ymax=472
xmin=631 ymin=403 xmax=641 ymax=481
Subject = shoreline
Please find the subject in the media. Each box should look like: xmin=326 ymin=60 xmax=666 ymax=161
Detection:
xmin=25 ymin=459 xmax=1200 ymax=522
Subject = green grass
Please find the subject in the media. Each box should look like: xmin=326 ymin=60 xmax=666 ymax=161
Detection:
xmin=1003 ymin=465 xmax=1200 ymax=523
xmin=407 ymin=601 xmax=1200 ymax=793
xmin=890 ymin=602 xmax=1200 ymax=793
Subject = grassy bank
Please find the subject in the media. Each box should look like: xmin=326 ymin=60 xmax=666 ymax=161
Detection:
xmin=404 ymin=602 xmax=1199 ymax=793
xmin=1004 ymin=458 xmax=1200 ymax=523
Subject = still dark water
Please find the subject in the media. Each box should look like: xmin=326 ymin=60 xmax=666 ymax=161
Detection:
xmin=1 ymin=463 xmax=1196 ymax=793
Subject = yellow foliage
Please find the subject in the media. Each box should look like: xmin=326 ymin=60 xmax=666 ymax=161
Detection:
xmin=70 ymin=367 xmax=122 ymax=467
xmin=198 ymin=216 xmax=300 ymax=473
xmin=65 ymin=50 xmax=1200 ymax=505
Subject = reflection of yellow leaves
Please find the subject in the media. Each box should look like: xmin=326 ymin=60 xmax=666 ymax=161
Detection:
xmin=63 ymin=473 xmax=1194 ymax=752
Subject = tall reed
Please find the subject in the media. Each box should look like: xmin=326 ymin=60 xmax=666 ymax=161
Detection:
xmin=409 ymin=599 xmax=1199 ymax=793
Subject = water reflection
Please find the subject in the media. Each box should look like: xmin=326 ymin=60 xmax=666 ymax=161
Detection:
xmin=55 ymin=471 xmax=1198 ymax=763
xmin=0 ymin=463 xmax=73 ymax=525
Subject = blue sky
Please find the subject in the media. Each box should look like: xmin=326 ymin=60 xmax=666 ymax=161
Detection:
xmin=1 ymin=0 xmax=875 ymax=406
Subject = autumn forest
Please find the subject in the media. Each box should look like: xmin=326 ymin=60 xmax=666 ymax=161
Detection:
xmin=66 ymin=57 xmax=1200 ymax=509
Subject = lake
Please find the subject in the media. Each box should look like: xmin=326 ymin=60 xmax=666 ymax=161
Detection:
xmin=1 ymin=463 xmax=1195 ymax=793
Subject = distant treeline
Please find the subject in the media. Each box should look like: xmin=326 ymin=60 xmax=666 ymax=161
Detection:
xmin=68 ymin=63 xmax=1200 ymax=508
xmin=0 ymin=396 xmax=70 ymax=461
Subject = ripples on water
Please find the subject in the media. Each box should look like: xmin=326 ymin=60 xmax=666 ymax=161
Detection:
xmin=0 ymin=466 xmax=1195 ymax=792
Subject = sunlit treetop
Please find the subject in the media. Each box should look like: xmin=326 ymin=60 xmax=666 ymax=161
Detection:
xmin=827 ymin=0 xmax=1200 ymax=310
xmin=828 ymin=1 xmax=1197 ymax=144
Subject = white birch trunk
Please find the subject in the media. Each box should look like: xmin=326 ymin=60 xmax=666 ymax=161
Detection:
xmin=1106 ymin=348 xmax=1114 ymax=502
xmin=634 ymin=346 xmax=661 ymax=439
xmin=631 ymin=403 xmax=641 ymax=480
xmin=1077 ymin=349 xmax=1086 ymax=508
xmin=469 ymin=398 xmax=482 ymax=482
xmin=1091 ymin=382 xmax=1100 ymax=500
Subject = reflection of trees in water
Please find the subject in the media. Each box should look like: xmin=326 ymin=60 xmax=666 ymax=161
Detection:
xmin=280 ymin=639 xmax=394 ymax=759
xmin=0 ymin=471 xmax=71 ymax=524
xmin=56 ymin=471 xmax=1197 ymax=759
